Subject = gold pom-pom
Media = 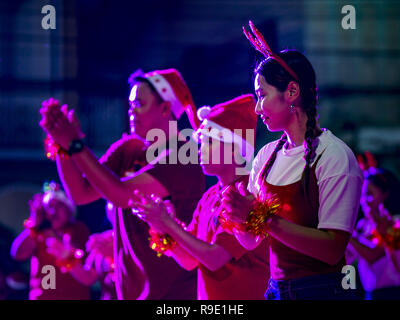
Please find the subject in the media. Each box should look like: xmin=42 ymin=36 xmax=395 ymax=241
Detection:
xmin=219 ymin=194 xmax=280 ymax=237
xmin=245 ymin=196 xmax=280 ymax=237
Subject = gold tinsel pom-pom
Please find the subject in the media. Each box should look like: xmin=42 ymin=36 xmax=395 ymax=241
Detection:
xmin=219 ymin=194 xmax=280 ymax=237
xmin=148 ymin=228 xmax=176 ymax=257
xmin=244 ymin=196 xmax=280 ymax=237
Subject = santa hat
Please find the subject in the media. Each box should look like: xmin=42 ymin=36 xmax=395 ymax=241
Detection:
xmin=42 ymin=181 xmax=76 ymax=214
xmin=130 ymin=68 xmax=200 ymax=130
xmin=193 ymin=94 xmax=257 ymax=163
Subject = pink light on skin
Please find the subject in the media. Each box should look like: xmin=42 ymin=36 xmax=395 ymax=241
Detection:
xmin=107 ymin=202 xmax=114 ymax=211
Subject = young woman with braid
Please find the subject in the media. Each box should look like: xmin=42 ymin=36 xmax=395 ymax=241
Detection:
xmin=221 ymin=22 xmax=364 ymax=300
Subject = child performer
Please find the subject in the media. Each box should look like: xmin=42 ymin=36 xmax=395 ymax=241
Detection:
xmin=221 ymin=21 xmax=364 ymax=300
xmin=132 ymin=95 xmax=270 ymax=300
xmin=11 ymin=182 xmax=91 ymax=300
xmin=347 ymin=166 xmax=400 ymax=299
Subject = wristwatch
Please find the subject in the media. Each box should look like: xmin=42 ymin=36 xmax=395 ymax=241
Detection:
xmin=68 ymin=139 xmax=85 ymax=156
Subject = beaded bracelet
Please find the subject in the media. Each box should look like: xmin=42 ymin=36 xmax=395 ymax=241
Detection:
xmin=44 ymin=135 xmax=69 ymax=161
xmin=148 ymin=218 xmax=186 ymax=257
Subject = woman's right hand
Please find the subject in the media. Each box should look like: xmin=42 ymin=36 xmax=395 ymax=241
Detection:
xmin=221 ymin=181 xmax=255 ymax=224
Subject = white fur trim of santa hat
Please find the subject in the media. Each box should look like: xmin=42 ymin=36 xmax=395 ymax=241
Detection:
xmin=193 ymin=118 xmax=255 ymax=163
xmin=145 ymin=74 xmax=184 ymax=119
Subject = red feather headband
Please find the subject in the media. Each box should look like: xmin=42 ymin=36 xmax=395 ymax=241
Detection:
xmin=243 ymin=20 xmax=299 ymax=81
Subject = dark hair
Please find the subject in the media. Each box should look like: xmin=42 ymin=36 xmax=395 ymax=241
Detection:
xmin=365 ymin=168 xmax=400 ymax=215
xmin=256 ymin=50 xmax=321 ymax=196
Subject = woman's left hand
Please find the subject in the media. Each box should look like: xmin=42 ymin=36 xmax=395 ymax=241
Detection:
xmin=221 ymin=181 xmax=254 ymax=224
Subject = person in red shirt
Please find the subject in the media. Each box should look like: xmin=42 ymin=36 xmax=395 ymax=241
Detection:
xmin=132 ymin=95 xmax=270 ymax=300
xmin=11 ymin=182 xmax=91 ymax=300
xmin=38 ymin=69 xmax=205 ymax=299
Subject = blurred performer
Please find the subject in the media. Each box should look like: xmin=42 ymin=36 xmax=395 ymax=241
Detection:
xmin=11 ymin=182 xmax=90 ymax=300
xmin=132 ymin=95 xmax=270 ymax=300
xmin=84 ymin=229 xmax=116 ymax=300
xmin=347 ymin=167 xmax=400 ymax=299
xmin=46 ymin=226 xmax=116 ymax=300
xmin=39 ymin=69 xmax=205 ymax=300
xmin=221 ymin=22 xmax=363 ymax=300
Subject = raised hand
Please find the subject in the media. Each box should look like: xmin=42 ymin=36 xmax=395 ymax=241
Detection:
xmin=61 ymin=104 xmax=85 ymax=140
xmin=221 ymin=181 xmax=255 ymax=224
xmin=39 ymin=98 xmax=84 ymax=150
xmin=39 ymin=98 xmax=62 ymax=135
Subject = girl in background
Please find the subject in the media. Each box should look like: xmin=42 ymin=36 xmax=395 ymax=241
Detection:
xmin=347 ymin=167 xmax=400 ymax=299
xmin=11 ymin=182 xmax=90 ymax=300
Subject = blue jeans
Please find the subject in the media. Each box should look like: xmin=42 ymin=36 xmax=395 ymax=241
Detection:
xmin=365 ymin=286 xmax=400 ymax=300
xmin=265 ymin=272 xmax=362 ymax=300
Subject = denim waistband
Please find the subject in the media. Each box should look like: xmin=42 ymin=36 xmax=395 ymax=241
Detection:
xmin=268 ymin=272 xmax=344 ymax=292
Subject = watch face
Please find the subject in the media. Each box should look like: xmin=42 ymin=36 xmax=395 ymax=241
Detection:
xmin=68 ymin=139 xmax=84 ymax=155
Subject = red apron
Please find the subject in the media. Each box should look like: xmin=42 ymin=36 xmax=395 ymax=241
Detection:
xmin=257 ymin=153 xmax=345 ymax=280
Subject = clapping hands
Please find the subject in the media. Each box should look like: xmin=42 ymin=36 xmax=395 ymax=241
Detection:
xmin=220 ymin=180 xmax=255 ymax=224
xmin=39 ymin=97 xmax=84 ymax=150
xmin=129 ymin=190 xmax=176 ymax=234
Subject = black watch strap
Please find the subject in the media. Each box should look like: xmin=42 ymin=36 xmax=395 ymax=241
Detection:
xmin=68 ymin=139 xmax=85 ymax=156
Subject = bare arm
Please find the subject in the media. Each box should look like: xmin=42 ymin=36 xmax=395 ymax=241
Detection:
xmin=69 ymin=262 xmax=99 ymax=286
xmin=163 ymin=218 xmax=233 ymax=272
xmin=347 ymin=238 xmax=385 ymax=265
xmin=266 ymin=216 xmax=350 ymax=266
xmin=56 ymin=155 xmax=101 ymax=205
xmin=69 ymin=146 xmax=169 ymax=208
xmin=167 ymin=242 xmax=199 ymax=271
xmin=135 ymin=197 xmax=233 ymax=272
xmin=10 ymin=230 xmax=37 ymax=261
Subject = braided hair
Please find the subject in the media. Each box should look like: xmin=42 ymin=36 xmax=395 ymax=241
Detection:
xmin=256 ymin=51 xmax=321 ymax=197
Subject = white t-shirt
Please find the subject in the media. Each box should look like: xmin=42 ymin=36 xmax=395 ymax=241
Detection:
xmin=355 ymin=216 xmax=400 ymax=292
xmin=248 ymin=129 xmax=363 ymax=233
